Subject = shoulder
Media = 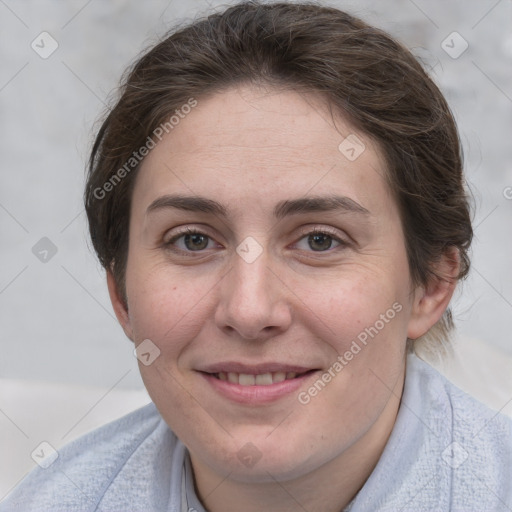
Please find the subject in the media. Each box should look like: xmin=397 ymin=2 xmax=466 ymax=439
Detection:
xmin=407 ymin=352 xmax=512 ymax=506
xmin=0 ymin=402 xmax=178 ymax=512
xmin=407 ymin=352 xmax=512 ymax=440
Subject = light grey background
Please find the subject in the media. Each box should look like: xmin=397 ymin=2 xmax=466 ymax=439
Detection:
xmin=1 ymin=0 xmax=512 ymax=501
xmin=1 ymin=0 xmax=511 ymax=393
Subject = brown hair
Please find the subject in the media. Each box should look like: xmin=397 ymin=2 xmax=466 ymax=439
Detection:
xmin=85 ymin=0 xmax=472 ymax=345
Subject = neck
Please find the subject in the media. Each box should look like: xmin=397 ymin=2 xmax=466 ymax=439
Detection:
xmin=190 ymin=367 xmax=405 ymax=512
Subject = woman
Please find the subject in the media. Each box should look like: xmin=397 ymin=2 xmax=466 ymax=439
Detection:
xmin=3 ymin=1 xmax=511 ymax=511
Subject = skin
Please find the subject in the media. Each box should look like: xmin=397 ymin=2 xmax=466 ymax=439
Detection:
xmin=107 ymin=84 xmax=458 ymax=512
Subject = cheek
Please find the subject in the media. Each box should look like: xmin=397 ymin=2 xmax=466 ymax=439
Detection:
xmin=323 ymin=270 xmax=409 ymax=366
xmin=301 ymin=264 xmax=410 ymax=348
xmin=125 ymin=265 xmax=219 ymax=418
xmin=124 ymin=260 xmax=215 ymax=348
xmin=296 ymin=267 xmax=411 ymax=414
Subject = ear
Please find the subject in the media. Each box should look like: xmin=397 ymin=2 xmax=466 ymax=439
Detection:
xmin=407 ymin=248 xmax=460 ymax=340
xmin=106 ymin=270 xmax=134 ymax=342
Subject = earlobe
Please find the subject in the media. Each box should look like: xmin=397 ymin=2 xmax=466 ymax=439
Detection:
xmin=106 ymin=271 xmax=134 ymax=341
xmin=407 ymin=248 xmax=460 ymax=340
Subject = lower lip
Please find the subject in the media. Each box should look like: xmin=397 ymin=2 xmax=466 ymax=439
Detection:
xmin=200 ymin=371 xmax=318 ymax=405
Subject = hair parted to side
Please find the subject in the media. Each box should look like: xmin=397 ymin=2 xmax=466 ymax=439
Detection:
xmin=85 ymin=0 xmax=473 ymax=347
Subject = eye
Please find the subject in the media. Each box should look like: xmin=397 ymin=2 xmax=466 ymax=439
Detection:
xmin=165 ymin=229 xmax=217 ymax=252
xmin=294 ymin=229 xmax=347 ymax=252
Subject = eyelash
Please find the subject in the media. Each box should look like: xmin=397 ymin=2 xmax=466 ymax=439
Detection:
xmin=295 ymin=226 xmax=348 ymax=252
xmin=163 ymin=226 xmax=349 ymax=255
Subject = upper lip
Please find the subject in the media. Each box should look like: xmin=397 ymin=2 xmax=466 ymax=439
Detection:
xmin=197 ymin=362 xmax=318 ymax=374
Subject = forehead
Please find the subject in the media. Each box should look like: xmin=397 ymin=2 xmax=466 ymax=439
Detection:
xmin=133 ymin=85 xmax=393 ymax=218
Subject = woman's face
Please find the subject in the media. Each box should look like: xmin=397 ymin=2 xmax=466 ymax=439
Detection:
xmin=111 ymin=85 xmax=432 ymax=483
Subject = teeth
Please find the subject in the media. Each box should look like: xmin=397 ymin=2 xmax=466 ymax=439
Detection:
xmin=239 ymin=374 xmax=256 ymax=386
xmin=217 ymin=371 xmax=304 ymax=386
xmin=255 ymin=373 xmax=273 ymax=385
xmin=272 ymin=371 xmax=286 ymax=383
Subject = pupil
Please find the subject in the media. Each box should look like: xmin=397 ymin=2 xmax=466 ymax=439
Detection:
xmin=185 ymin=233 xmax=208 ymax=250
xmin=308 ymin=233 xmax=332 ymax=251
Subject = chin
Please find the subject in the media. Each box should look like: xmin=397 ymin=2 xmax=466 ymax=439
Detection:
xmin=197 ymin=429 xmax=329 ymax=484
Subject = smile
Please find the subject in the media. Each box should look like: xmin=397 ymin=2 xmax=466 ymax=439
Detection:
xmin=212 ymin=370 xmax=312 ymax=386
xmin=198 ymin=364 xmax=320 ymax=404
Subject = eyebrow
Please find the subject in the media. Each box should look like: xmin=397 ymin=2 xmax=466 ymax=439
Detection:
xmin=146 ymin=194 xmax=370 ymax=218
xmin=274 ymin=195 xmax=370 ymax=218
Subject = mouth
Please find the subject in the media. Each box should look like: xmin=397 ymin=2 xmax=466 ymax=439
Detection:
xmin=197 ymin=364 xmax=321 ymax=404
xmin=209 ymin=370 xmax=315 ymax=386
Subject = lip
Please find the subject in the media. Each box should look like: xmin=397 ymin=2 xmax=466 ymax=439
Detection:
xmin=198 ymin=362 xmax=314 ymax=374
xmin=198 ymin=368 xmax=320 ymax=405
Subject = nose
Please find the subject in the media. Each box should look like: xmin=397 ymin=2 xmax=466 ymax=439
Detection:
xmin=214 ymin=250 xmax=292 ymax=341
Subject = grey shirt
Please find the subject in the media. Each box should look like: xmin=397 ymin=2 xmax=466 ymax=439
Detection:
xmin=2 ymin=353 xmax=511 ymax=511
